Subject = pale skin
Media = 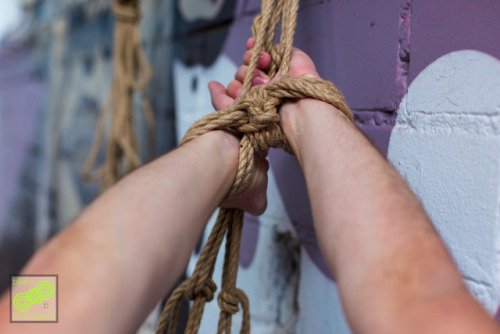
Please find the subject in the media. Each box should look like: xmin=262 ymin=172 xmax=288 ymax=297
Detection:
xmin=1 ymin=39 xmax=499 ymax=334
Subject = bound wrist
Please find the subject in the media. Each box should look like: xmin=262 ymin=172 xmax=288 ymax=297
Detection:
xmin=210 ymin=130 xmax=240 ymax=161
xmin=279 ymin=98 xmax=330 ymax=155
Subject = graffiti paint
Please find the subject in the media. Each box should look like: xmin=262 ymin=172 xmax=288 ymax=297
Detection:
xmin=2 ymin=1 xmax=500 ymax=333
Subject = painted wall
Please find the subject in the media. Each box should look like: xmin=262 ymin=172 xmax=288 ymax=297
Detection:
xmin=177 ymin=0 xmax=500 ymax=332
xmin=1 ymin=0 xmax=500 ymax=333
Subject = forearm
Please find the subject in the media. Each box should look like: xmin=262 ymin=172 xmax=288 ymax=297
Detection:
xmin=0 ymin=130 xmax=239 ymax=333
xmin=281 ymin=99 xmax=499 ymax=334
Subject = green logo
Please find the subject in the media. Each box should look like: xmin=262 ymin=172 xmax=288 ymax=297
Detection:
xmin=13 ymin=281 xmax=55 ymax=312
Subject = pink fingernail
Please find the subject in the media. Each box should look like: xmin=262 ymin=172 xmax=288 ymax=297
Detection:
xmin=253 ymin=76 xmax=268 ymax=86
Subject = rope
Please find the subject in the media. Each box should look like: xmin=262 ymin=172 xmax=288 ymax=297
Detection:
xmin=82 ymin=0 xmax=155 ymax=189
xmin=157 ymin=0 xmax=352 ymax=333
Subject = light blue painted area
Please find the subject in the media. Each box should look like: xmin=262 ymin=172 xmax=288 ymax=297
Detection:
xmin=2 ymin=0 xmax=500 ymax=333
xmin=0 ymin=1 xmax=21 ymax=40
xmin=388 ymin=50 xmax=500 ymax=313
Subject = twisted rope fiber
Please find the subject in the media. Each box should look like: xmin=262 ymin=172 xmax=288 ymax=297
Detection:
xmin=157 ymin=0 xmax=352 ymax=333
xmin=82 ymin=0 xmax=155 ymax=189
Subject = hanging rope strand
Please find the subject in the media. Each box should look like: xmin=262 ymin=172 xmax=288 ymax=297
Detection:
xmin=217 ymin=210 xmax=249 ymax=333
xmin=277 ymin=0 xmax=297 ymax=78
xmin=157 ymin=0 xmax=352 ymax=333
xmin=157 ymin=209 xmax=233 ymax=334
xmin=82 ymin=0 xmax=155 ymax=189
xmin=242 ymin=1 xmax=269 ymax=93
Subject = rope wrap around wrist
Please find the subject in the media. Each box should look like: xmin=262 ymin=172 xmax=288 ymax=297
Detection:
xmin=157 ymin=0 xmax=351 ymax=333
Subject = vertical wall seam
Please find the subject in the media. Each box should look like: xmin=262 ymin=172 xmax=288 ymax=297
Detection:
xmin=396 ymin=0 xmax=412 ymax=109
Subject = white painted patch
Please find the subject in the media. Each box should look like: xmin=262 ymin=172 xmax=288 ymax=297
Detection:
xmin=176 ymin=49 xmax=500 ymax=332
xmin=178 ymin=0 xmax=225 ymax=21
xmin=173 ymin=55 xmax=237 ymax=142
xmin=176 ymin=55 xmax=299 ymax=333
xmin=175 ymin=53 xmax=238 ymax=288
xmin=0 ymin=1 xmax=21 ymax=40
xmin=296 ymin=251 xmax=351 ymax=333
xmin=388 ymin=50 xmax=500 ymax=313
xmin=191 ymin=164 xmax=299 ymax=334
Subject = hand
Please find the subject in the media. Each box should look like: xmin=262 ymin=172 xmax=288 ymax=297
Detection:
xmin=208 ymin=39 xmax=322 ymax=215
xmin=208 ymin=39 xmax=274 ymax=216
xmin=211 ymin=37 xmax=324 ymax=155
xmin=218 ymin=134 xmax=270 ymax=217
xmin=210 ymin=38 xmax=320 ymax=105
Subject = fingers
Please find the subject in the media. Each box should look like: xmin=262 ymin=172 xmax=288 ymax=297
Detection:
xmin=244 ymin=37 xmax=272 ymax=69
xmin=210 ymin=64 xmax=271 ymax=109
xmin=220 ymin=149 xmax=269 ymax=216
xmin=234 ymin=66 xmax=248 ymax=84
xmin=245 ymin=37 xmax=319 ymax=79
xmin=226 ymin=80 xmax=242 ymax=100
xmin=208 ymin=81 xmax=234 ymax=110
xmin=288 ymin=48 xmax=320 ymax=78
xmin=235 ymin=66 xmax=269 ymax=87
xmin=225 ymin=39 xmax=318 ymax=107
xmin=243 ymin=50 xmax=272 ymax=69
xmin=246 ymin=37 xmax=255 ymax=50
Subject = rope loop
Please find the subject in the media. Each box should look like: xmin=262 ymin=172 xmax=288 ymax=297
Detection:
xmin=237 ymin=87 xmax=280 ymax=133
xmin=185 ymin=278 xmax=217 ymax=302
xmin=83 ymin=0 xmax=155 ymax=189
xmin=218 ymin=290 xmax=240 ymax=315
xmin=217 ymin=288 xmax=250 ymax=332
xmin=182 ymin=76 xmax=352 ymax=198
xmin=158 ymin=0 xmax=352 ymax=333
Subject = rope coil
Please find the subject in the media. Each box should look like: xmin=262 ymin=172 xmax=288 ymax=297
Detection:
xmin=82 ymin=0 xmax=155 ymax=189
xmin=157 ymin=0 xmax=352 ymax=333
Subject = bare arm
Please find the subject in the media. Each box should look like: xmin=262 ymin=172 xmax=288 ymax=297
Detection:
xmin=213 ymin=38 xmax=500 ymax=334
xmin=0 ymin=130 xmax=242 ymax=333
xmin=282 ymin=98 xmax=500 ymax=334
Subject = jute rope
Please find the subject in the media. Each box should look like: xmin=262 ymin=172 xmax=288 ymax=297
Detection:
xmin=82 ymin=0 xmax=155 ymax=189
xmin=157 ymin=0 xmax=352 ymax=333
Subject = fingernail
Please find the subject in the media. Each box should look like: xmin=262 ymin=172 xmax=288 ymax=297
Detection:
xmin=253 ymin=76 xmax=268 ymax=86
xmin=257 ymin=54 xmax=265 ymax=65
xmin=257 ymin=52 xmax=270 ymax=67
xmin=301 ymin=73 xmax=317 ymax=78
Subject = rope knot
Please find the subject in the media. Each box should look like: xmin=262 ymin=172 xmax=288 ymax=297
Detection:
xmin=157 ymin=0 xmax=353 ymax=332
xmin=217 ymin=290 xmax=240 ymax=315
xmin=238 ymin=86 xmax=280 ymax=134
xmin=185 ymin=279 xmax=217 ymax=302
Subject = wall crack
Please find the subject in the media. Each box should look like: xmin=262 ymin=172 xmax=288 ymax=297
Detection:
xmin=396 ymin=0 xmax=412 ymax=104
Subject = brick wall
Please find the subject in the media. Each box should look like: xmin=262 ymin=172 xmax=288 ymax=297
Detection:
xmin=1 ymin=1 xmax=500 ymax=333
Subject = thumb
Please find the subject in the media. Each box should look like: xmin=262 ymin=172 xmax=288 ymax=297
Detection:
xmin=288 ymin=48 xmax=320 ymax=78
xmin=209 ymin=81 xmax=234 ymax=110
